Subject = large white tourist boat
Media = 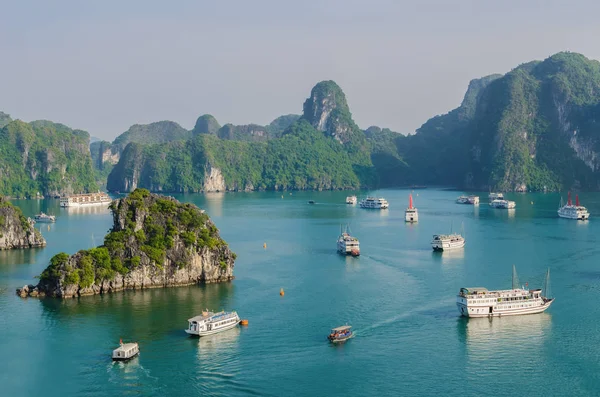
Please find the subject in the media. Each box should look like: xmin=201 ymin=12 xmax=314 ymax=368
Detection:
xmin=456 ymin=266 xmax=554 ymax=318
xmin=337 ymin=225 xmax=360 ymax=256
xmin=346 ymin=195 xmax=357 ymax=205
xmin=558 ymin=192 xmax=589 ymax=220
xmin=185 ymin=310 xmax=240 ymax=336
xmin=431 ymin=233 xmax=465 ymax=251
xmin=60 ymin=192 xmax=112 ymax=208
xmin=405 ymin=194 xmax=418 ymax=223
xmin=490 ymin=199 xmax=516 ymax=209
xmin=359 ymin=197 xmax=389 ymax=209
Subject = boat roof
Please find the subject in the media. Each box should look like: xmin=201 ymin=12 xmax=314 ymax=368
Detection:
xmin=331 ymin=325 xmax=352 ymax=332
xmin=188 ymin=311 xmax=237 ymax=322
xmin=460 ymin=287 xmax=489 ymax=294
xmin=114 ymin=343 xmax=138 ymax=351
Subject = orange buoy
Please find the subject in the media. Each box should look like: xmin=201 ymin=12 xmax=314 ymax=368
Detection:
xmin=240 ymin=319 xmax=249 ymax=326
xmin=263 ymin=242 xmax=267 ymax=249
xmin=279 ymin=288 xmax=284 ymax=296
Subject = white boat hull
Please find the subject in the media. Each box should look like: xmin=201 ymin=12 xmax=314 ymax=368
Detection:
xmin=405 ymin=210 xmax=418 ymax=223
xmin=558 ymin=211 xmax=589 ymax=220
xmin=457 ymin=300 xmax=553 ymax=318
xmin=186 ymin=321 xmax=239 ymax=337
xmin=60 ymin=201 xmax=111 ymax=208
xmin=432 ymin=240 xmax=465 ymax=251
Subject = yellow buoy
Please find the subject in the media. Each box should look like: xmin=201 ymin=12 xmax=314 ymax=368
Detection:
xmin=281 ymin=195 xmax=284 ymax=199
xmin=279 ymin=288 xmax=284 ymax=296
xmin=263 ymin=242 xmax=267 ymax=249
xmin=531 ymin=201 xmax=534 ymax=205
xmin=240 ymin=319 xmax=249 ymax=326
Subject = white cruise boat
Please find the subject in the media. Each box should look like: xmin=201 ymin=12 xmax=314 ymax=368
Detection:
xmin=60 ymin=192 xmax=112 ymax=208
xmin=34 ymin=212 xmax=56 ymax=223
xmin=456 ymin=266 xmax=554 ymax=318
xmin=359 ymin=197 xmax=389 ymax=209
xmin=185 ymin=310 xmax=240 ymax=336
xmin=490 ymin=199 xmax=516 ymax=209
xmin=489 ymin=192 xmax=504 ymax=201
xmin=558 ymin=192 xmax=589 ymax=220
xmin=337 ymin=225 xmax=360 ymax=256
xmin=456 ymin=195 xmax=480 ymax=205
xmin=405 ymin=194 xmax=418 ymax=223
xmin=346 ymin=195 xmax=357 ymax=205
xmin=431 ymin=233 xmax=465 ymax=251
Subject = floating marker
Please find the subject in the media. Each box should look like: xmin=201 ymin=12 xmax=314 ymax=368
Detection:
xmin=280 ymin=288 xmax=284 ymax=296
xmin=263 ymin=242 xmax=267 ymax=249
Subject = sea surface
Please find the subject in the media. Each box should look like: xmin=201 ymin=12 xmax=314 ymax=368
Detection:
xmin=1 ymin=189 xmax=600 ymax=396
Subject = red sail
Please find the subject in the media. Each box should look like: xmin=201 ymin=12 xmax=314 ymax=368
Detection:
xmin=409 ymin=194 xmax=413 ymax=209
xmin=568 ymin=191 xmax=572 ymax=206
xmin=576 ymin=195 xmax=580 ymax=206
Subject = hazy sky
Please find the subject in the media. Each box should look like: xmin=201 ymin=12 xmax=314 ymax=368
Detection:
xmin=1 ymin=0 xmax=599 ymax=140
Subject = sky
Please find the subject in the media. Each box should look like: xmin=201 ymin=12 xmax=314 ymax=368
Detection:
xmin=1 ymin=0 xmax=600 ymax=140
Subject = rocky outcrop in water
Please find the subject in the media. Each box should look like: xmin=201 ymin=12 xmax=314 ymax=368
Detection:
xmin=0 ymin=197 xmax=46 ymax=250
xmin=17 ymin=189 xmax=235 ymax=298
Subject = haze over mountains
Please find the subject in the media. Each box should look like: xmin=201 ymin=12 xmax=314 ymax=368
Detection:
xmin=3 ymin=52 xmax=600 ymax=197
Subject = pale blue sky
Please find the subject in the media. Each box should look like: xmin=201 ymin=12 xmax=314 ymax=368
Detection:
xmin=1 ymin=0 xmax=599 ymax=139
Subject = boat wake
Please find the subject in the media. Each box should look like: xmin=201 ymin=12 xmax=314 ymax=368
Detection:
xmin=356 ymin=301 xmax=451 ymax=337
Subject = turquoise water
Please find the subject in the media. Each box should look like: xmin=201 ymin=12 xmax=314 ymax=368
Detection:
xmin=2 ymin=189 xmax=600 ymax=396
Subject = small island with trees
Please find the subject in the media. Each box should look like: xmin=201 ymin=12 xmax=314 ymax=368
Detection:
xmin=17 ymin=189 xmax=235 ymax=298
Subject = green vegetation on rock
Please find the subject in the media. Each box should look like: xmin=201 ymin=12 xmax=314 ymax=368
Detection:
xmin=0 ymin=111 xmax=12 ymax=128
xmin=0 ymin=120 xmax=97 ymax=198
xmin=35 ymin=189 xmax=235 ymax=298
xmin=0 ymin=196 xmax=46 ymax=249
xmin=192 ymin=114 xmax=221 ymax=135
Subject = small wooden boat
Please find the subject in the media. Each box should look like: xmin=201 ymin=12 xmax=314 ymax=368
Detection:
xmin=112 ymin=340 xmax=139 ymax=361
xmin=328 ymin=325 xmax=353 ymax=343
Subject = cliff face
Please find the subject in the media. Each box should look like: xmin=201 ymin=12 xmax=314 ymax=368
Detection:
xmin=0 ymin=120 xmax=97 ymax=198
xmin=19 ymin=189 xmax=234 ymax=298
xmin=389 ymin=52 xmax=600 ymax=191
xmin=0 ymin=197 xmax=46 ymax=250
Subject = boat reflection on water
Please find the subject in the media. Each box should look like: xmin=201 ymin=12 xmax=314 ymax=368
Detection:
xmin=196 ymin=326 xmax=241 ymax=369
xmin=63 ymin=205 xmax=111 ymax=216
xmin=433 ymin=247 xmax=465 ymax=266
xmin=460 ymin=313 xmax=551 ymax=377
xmin=507 ymin=208 xmax=516 ymax=219
xmin=204 ymin=192 xmax=225 ymax=217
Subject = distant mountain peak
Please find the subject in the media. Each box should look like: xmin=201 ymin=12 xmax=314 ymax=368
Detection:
xmin=193 ymin=114 xmax=221 ymax=135
xmin=301 ymin=80 xmax=359 ymax=144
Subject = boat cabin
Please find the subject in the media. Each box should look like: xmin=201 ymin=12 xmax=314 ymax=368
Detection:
xmin=112 ymin=342 xmax=139 ymax=361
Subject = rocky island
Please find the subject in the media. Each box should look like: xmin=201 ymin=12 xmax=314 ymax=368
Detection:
xmin=17 ymin=189 xmax=235 ymax=298
xmin=0 ymin=196 xmax=46 ymax=250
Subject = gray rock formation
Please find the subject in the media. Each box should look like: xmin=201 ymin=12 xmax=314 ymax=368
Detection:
xmin=0 ymin=197 xmax=46 ymax=250
xmin=193 ymin=114 xmax=221 ymax=135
